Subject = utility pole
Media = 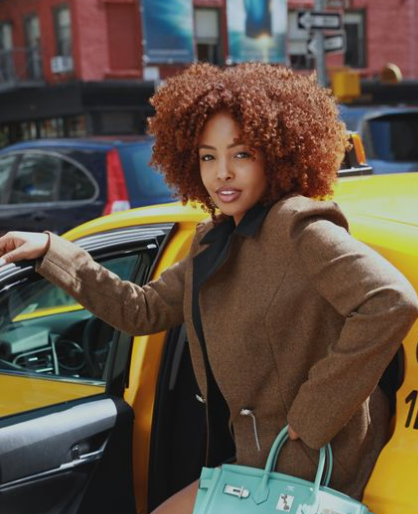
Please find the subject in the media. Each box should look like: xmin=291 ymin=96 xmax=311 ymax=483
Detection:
xmin=314 ymin=0 xmax=327 ymax=87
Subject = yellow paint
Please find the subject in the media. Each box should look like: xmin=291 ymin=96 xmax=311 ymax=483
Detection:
xmin=14 ymin=304 xmax=83 ymax=322
xmin=123 ymin=221 xmax=197 ymax=513
xmin=64 ymin=201 xmax=207 ymax=240
xmin=0 ymin=374 xmax=104 ymax=416
xmin=66 ymin=177 xmax=418 ymax=513
xmin=351 ymin=132 xmax=367 ymax=165
xmin=335 ymin=182 xmax=418 ymax=514
xmin=3 ymin=173 xmax=418 ymax=513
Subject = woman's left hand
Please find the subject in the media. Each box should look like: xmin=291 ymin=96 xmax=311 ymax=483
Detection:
xmin=288 ymin=425 xmax=300 ymax=440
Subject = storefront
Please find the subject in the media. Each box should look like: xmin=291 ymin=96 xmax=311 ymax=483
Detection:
xmin=0 ymin=81 xmax=155 ymax=147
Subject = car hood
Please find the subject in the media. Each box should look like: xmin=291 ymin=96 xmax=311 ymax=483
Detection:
xmin=334 ymin=173 xmax=418 ymax=227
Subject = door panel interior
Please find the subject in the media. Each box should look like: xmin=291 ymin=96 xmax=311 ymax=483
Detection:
xmin=0 ymin=396 xmax=136 ymax=514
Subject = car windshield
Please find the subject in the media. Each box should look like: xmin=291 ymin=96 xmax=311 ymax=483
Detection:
xmin=118 ymin=143 xmax=176 ymax=206
xmin=365 ymin=113 xmax=418 ymax=162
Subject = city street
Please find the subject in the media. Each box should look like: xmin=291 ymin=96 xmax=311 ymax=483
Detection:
xmin=0 ymin=1 xmax=418 ymax=514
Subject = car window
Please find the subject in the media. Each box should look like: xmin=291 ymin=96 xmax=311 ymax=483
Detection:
xmin=9 ymin=153 xmax=59 ymax=204
xmin=59 ymin=162 xmax=96 ymax=201
xmin=0 ymin=154 xmax=16 ymax=204
xmin=0 ymin=248 xmax=150 ymax=416
xmin=365 ymin=113 xmax=418 ymax=162
xmin=118 ymin=143 xmax=175 ymax=204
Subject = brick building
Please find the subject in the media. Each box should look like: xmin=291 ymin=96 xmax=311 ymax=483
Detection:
xmin=0 ymin=0 xmax=416 ymax=145
xmin=288 ymin=0 xmax=418 ymax=80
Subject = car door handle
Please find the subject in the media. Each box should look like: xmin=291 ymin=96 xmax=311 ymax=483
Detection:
xmin=70 ymin=445 xmax=105 ymax=466
xmin=0 ymin=446 xmax=107 ymax=489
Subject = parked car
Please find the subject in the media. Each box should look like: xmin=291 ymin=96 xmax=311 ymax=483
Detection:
xmin=0 ymin=137 xmax=176 ymax=235
xmin=1 ymin=141 xmax=416 ymax=514
xmin=339 ymin=105 xmax=418 ymax=175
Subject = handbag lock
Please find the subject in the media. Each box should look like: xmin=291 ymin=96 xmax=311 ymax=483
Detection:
xmin=223 ymin=484 xmax=250 ymax=499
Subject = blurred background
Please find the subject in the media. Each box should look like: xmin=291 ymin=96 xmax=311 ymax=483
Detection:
xmin=0 ymin=0 xmax=416 ymax=145
xmin=1 ymin=0 xmax=417 ymax=235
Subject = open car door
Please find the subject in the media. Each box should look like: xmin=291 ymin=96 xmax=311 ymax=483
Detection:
xmin=0 ymin=223 xmax=173 ymax=514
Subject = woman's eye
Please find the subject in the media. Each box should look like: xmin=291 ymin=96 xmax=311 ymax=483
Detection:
xmin=235 ymin=151 xmax=252 ymax=159
xmin=200 ymin=154 xmax=214 ymax=162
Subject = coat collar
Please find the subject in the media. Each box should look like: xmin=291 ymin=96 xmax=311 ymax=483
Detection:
xmin=200 ymin=203 xmax=272 ymax=245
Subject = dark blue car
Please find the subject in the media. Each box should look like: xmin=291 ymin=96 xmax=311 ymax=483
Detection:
xmin=339 ymin=105 xmax=418 ymax=175
xmin=0 ymin=137 xmax=176 ymax=234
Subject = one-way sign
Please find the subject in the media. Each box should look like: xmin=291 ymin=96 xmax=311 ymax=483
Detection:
xmin=308 ymin=33 xmax=346 ymax=55
xmin=297 ymin=10 xmax=343 ymax=30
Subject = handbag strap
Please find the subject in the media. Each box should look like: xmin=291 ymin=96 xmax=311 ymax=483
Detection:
xmin=266 ymin=425 xmax=333 ymax=487
xmin=253 ymin=425 xmax=333 ymax=505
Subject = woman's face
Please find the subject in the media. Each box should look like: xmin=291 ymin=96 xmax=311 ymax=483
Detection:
xmin=198 ymin=111 xmax=267 ymax=225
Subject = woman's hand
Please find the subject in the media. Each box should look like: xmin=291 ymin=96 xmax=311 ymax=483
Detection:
xmin=0 ymin=232 xmax=50 ymax=267
xmin=288 ymin=425 xmax=300 ymax=440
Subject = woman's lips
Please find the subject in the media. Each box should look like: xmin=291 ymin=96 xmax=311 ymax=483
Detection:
xmin=216 ymin=188 xmax=242 ymax=203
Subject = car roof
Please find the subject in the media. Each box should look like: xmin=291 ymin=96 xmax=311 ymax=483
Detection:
xmin=0 ymin=136 xmax=153 ymax=153
xmin=64 ymin=173 xmax=418 ymax=243
xmin=339 ymin=105 xmax=418 ymax=116
xmin=335 ymin=172 xmax=418 ymax=228
xmin=64 ymin=201 xmax=208 ymax=240
xmin=339 ymin=105 xmax=418 ymax=129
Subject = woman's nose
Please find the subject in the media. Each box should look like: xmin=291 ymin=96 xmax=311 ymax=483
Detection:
xmin=217 ymin=159 xmax=233 ymax=180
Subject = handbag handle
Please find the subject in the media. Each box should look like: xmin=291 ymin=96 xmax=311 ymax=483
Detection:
xmin=266 ymin=425 xmax=333 ymax=487
xmin=253 ymin=425 xmax=333 ymax=505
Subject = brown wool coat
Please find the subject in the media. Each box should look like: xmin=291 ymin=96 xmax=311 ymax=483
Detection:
xmin=36 ymin=195 xmax=418 ymax=500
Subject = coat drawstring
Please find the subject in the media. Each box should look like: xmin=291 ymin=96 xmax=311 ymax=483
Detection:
xmin=240 ymin=408 xmax=261 ymax=452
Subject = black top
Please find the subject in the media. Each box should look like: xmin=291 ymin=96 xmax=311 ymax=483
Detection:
xmin=192 ymin=203 xmax=272 ymax=466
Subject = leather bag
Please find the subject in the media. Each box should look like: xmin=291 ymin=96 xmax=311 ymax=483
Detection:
xmin=192 ymin=425 xmax=371 ymax=514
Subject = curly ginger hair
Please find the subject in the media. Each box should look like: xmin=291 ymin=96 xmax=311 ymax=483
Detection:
xmin=148 ymin=62 xmax=348 ymax=218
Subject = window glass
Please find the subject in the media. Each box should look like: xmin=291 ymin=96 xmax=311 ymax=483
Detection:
xmin=0 ymin=252 xmax=141 ymax=383
xmin=24 ymin=14 xmax=42 ymax=80
xmin=54 ymin=5 xmax=72 ymax=57
xmin=118 ymin=143 xmax=175 ymax=205
xmin=67 ymin=115 xmax=87 ymax=137
xmin=344 ymin=11 xmax=366 ymax=68
xmin=21 ymin=121 xmax=38 ymax=141
xmin=59 ymin=162 xmax=96 ymax=201
xmin=0 ymin=154 xmax=15 ymax=203
xmin=40 ymin=118 xmax=66 ymax=138
xmin=0 ymin=248 xmax=152 ymax=418
xmin=9 ymin=153 xmax=59 ymax=203
xmin=0 ymin=22 xmax=14 ymax=81
xmin=366 ymin=114 xmax=418 ymax=162
xmin=195 ymin=8 xmax=223 ymax=65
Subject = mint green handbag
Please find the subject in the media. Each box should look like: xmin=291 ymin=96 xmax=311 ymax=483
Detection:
xmin=192 ymin=425 xmax=371 ymax=514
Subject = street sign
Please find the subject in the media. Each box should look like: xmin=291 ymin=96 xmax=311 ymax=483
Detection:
xmin=307 ymin=33 xmax=346 ymax=55
xmin=297 ymin=10 xmax=343 ymax=31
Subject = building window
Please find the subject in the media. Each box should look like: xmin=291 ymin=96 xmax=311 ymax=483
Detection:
xmin=194 ymin=8 xmax=223 ymax=65
xmin=53 ymin=5 xmax=72 ymax=56
xmin=344 ymin=11 xmax=366 ymax=68
xmin=287 ymin=11 xmax=314 ymax=70
xmin=24 ymin=14 xmax=42 ymax=80
xmin=0 ymin=22 xmax=14 ymax=82
xmin=52 ymin=5 xmax=73 ymax=73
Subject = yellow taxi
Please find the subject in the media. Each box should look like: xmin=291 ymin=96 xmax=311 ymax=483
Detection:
xmin=0 ymin=140 xmax=416 ymax=514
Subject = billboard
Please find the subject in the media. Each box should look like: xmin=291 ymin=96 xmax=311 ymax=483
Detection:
xmin=227 ymin=0 xmax=287 ymax=63
xmin=141 ymin=0 xmax=195 ymax=64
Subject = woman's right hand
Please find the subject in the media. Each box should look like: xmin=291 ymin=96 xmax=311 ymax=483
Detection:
xmin=0 ymin=232 xmax=50 ymax=267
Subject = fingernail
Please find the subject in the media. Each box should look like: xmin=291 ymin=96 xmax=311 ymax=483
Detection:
xmin=0 ymin=258 xmax=6 ymax=267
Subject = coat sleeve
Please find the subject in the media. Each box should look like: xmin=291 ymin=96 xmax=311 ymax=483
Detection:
xmin=286 ymin=199 xmax=418 ymax=449
xmin=35 ymin=232 xmax=190 ymax=336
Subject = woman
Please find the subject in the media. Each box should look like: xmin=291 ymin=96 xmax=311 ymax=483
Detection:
xmin=0 ymin=63 xmax=417 ymax=514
